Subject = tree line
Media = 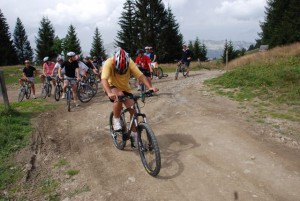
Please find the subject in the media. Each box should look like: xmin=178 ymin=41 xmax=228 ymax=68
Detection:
xmin=0 ymin=10 xmax=106 ymax=66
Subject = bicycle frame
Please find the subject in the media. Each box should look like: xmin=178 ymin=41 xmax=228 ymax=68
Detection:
xmin=121 ymin=96 xmax=147 ymax=137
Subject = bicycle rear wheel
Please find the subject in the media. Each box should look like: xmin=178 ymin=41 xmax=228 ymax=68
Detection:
xmin=156 ymin=67 xmax=163 ymax=79
xmin=25 ymin=86 xmax=31 ymax=99
xmin=18 ymin=88 xmax=25 ymax=102
xmin=54 ymin=85 xmax=61 ymax=101
xmin=138 ymin=123 xmax=161 ymax=176
xmin=109 ymin=112 xmax=126 ymax=150
xmin=78 ymin=84 xmax=94 ymax=103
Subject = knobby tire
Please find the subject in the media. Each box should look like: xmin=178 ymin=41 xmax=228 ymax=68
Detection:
xmin=138 ymin=123 xmax=161 ymax=176
xmin=109 ymin=112 xmax=126 ymax=150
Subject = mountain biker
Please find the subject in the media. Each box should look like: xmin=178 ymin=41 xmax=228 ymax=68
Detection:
xmin=135 ymin=49 xmax=153 ymax=93
xmin=40 ymin=56 xmax=56 ymax=86
xmin=181 ymin=44 xmax=192 ymax=77
xmin=52 ymin=56 xmax=64 ymax=78
xmin=83 ymin=55 xmax=101 ymax=81
xmin=19 ymin=60 xmax=37 ymax=99
xmin=58 ymin=51 xmax=81 ymax=107
xmin=75 ymin=55 xmax=89 ymax=78
xmin=101 ymin=48 xmax=158 ymax=146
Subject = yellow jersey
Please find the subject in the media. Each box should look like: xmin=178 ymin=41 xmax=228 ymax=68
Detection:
xmin=101 ymin=57 xmax=143 ymax=92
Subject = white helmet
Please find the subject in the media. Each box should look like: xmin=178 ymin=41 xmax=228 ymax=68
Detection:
xmin=67 ymin=52 xmax=76 ymax=57
xmin=43 ymin=56 xmax=49 ymax=62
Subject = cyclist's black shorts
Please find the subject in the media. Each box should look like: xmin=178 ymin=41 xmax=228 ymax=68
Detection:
xmin=139 ymin=68 xmax=151 ymax=77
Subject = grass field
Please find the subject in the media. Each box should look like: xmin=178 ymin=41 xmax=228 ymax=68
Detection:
xmin=205 ymin=42 xmax=300 ymax=122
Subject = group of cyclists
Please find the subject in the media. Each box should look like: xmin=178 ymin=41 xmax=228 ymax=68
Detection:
xmin=19 ymin=44 xmax=192 ymax=140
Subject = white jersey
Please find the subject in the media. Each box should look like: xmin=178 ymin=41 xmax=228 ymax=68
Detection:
xmin=78 ymin=61 xmax=89 ymax=76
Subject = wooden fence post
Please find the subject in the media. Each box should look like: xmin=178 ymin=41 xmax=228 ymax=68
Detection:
xmin=0 ymin=70 xmax=10 ymax=110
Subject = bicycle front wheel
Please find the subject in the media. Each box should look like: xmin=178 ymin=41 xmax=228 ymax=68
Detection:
xmin=25 ymin=87 xmax=31 ymax=99
xmin=41 ymin=84 xmax=48 ymax=99
xmin=78 ymin=84 xmax=94 ymax=103
xmin=66 ymin=90 xmax=71 ymax=112
xmin=54 ymin=85 xmax=61 ymax=101
xmin=138 ymin=123 xmax=161 ymax=176
xmin=18 ymin=88 xmax=25 ymax=102
xmin=109 ymin=112 xmax=126 ymax=150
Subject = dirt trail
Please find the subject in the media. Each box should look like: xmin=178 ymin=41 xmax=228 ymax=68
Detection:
xmin=11 ymin=70 xmax=300 ymax=201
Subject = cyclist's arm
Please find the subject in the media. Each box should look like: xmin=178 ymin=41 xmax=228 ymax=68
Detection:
xmin=152 ymin=54 xmax=157 ymax=62
xmin=101 ymin=79 xmax=116 ymax=100
xmin=22 ymin=72 xmax=28 ymax=81
xmin=58 ymin=68 xmax=62 ymax=79
xmin=42 ymin=64 xmax=47 ymax=76
xmin=75 ymin=68 xmax=80 ymax=81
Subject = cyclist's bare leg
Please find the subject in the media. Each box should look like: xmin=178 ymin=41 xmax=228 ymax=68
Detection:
xmin=31 ymin=83 xmax=36 ymax=96
xmin=62 ymin=80 xmax=68 ymax=93
xmin=111 ymin=88 xmax=124 ymax=118
xmin=72 ymin=84 xmax=78 ymax=103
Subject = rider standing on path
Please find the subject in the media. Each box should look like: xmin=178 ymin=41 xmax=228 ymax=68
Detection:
xmin=19 ymin=60 xmax=37 ymax=99
xmin=181 ymin=44 xmax=192 ymax=77
xmin=135 ymin=49 xmax=153 ymax=92
xmin=145 ymin=46 xmax=159 ymax=79
xmin=101 ymin=48 xmax=158 ymax=138
xmin=58 ymin=52 xmax=81 ymax=107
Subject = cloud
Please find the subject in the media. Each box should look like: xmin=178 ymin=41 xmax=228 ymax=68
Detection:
xmin=215 ymin=0 xmax=266 ymax=20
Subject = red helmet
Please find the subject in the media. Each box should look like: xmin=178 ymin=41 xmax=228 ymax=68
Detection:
xmin=114 ymin=48 xmax=129 ymax=74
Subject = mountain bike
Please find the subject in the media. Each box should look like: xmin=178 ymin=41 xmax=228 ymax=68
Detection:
xmin=41 ymin=76 xmax=53 ymax=98
xmin=65 ymin=78 xmax=76 ymax=112
xmin=108 ymin=90 xmax=161 ymax=176
xmin=54 ymin=76 xmax=63 ymax=101
xmin=77 ymin=77 xmax=94 ymax=103
xmin=18 ymin=79 xmax=32 ymax=102
xmin=175 ymin=61 xmax=187 ymax=80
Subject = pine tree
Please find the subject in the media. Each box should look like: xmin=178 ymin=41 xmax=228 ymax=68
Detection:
xmin=222 ymin=40 xmax=235 ymax=63
xmin=259 ymin=0 xmax=300 ymax=47
xmin=115 ymin=0 xmax=138 ymax=56
xmin=157 ymin=5 xmax=182 ymax=62
xmin=90 ymin=27 xmax=106 ymax=59
xmin=64 ymin=24 xmax=82 ymax=55
xmin=135 ymin=0 xmax=167 ymax=49
xmin=13 ymin=17 xmax=33 ymax=63
xmin=0 ymin=9 xmax=17 ymax=65
xmin=35 ymin=17 xmax=56 ymax=62
xmin=52 ymin=36 xmax=64 ymax=57
xmin=193 ymin=37 xmax=201 ymax=61
xmin=199 ymin=43 xmax=208 ymax=61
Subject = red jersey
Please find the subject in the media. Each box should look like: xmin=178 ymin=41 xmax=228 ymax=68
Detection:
xmin=135 ymin=55 xmax=151 ymax=71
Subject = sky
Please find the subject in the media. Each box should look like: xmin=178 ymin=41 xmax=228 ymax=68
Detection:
xmin=1 ymin=0 xmax=267 ymax=52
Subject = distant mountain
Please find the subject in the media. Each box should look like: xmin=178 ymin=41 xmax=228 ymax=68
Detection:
xmin=104 ymin=40 xmax=254 ymax=60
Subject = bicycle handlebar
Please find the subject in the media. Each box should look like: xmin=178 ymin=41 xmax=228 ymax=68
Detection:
xmin=118 ymin=90 xmax=156 ymax=103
